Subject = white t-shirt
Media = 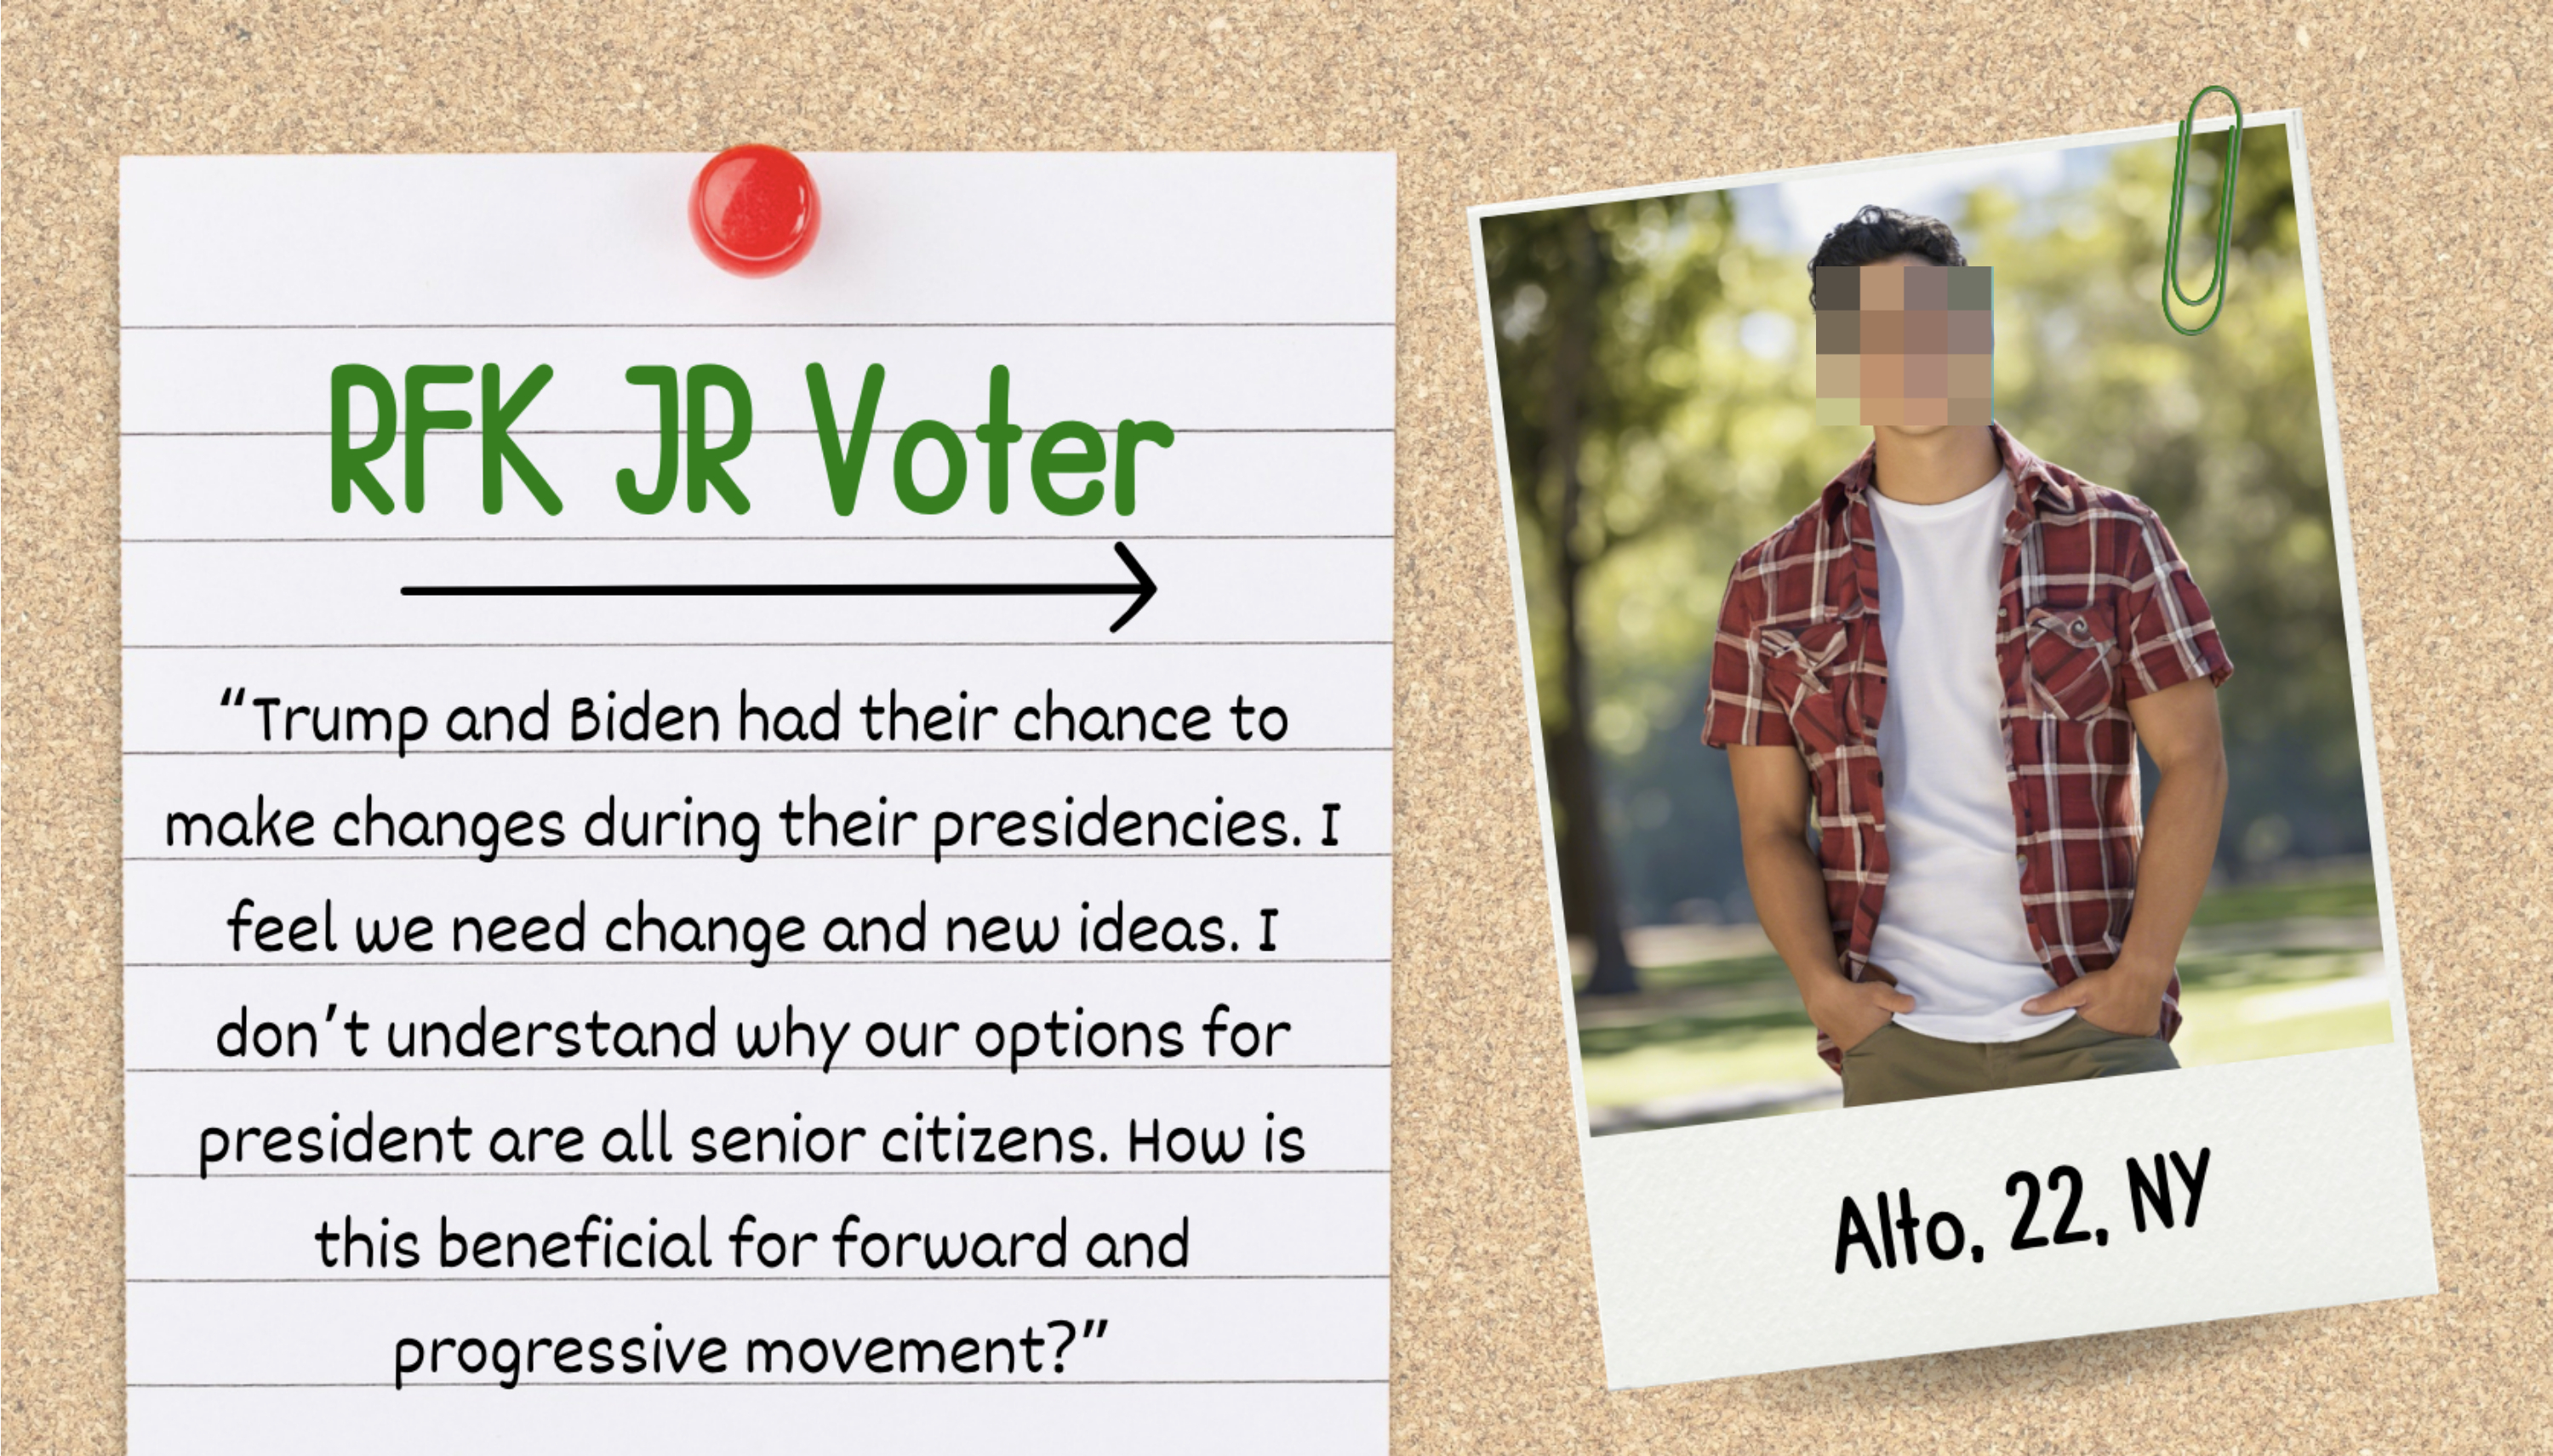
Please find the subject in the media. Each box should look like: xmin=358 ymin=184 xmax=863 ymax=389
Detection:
xmin=1865 ymin=470 xmax=2071 ymax=1042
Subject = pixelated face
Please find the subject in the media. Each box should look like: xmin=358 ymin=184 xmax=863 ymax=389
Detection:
xmin=1813 ymin=261 xmax=1992 ymax=429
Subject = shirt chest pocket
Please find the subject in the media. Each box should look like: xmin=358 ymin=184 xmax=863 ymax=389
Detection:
xmin=2023 ymin=604 xmax=2119 ymax=721
xmin=1756 ymin=616 xmax=1859 ymax=750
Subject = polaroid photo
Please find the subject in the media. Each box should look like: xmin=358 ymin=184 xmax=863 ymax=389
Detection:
xmin=1467 ymin=112 xmax=2436 ymax=1387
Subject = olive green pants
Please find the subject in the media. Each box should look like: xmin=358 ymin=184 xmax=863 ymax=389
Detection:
xmin=1840 ymin=1014 xmax=2179 ymax=1107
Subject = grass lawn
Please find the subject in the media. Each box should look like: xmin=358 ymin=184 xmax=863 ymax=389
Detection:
xmin=2185 ymin=875 xmax=2379 ymax=926
xmin=2173 ymin=946 xmax=2392 ymax=1065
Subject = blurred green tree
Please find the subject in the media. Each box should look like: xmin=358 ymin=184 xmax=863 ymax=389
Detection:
xmin=1484 ymin=191 xmax=1819 ymax=991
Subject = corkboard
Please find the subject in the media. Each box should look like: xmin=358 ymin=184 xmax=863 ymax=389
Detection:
xmin=5 ymin=4 xmax=2547 ymax=1451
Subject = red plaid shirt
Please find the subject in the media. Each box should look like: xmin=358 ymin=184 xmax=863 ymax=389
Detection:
xmin=1705 ymin=425 xmax=2234 ymax=1072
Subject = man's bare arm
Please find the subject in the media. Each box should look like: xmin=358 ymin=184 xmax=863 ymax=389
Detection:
xmin=1728 ymin=743 xmax=1912 ymax=1051
xmin=2023 ymin=677 xmax=2228 ymax=1034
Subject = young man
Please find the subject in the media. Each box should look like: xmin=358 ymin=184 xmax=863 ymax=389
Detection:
xmin=1706 ymin=206 xmax=2233 ymax=1107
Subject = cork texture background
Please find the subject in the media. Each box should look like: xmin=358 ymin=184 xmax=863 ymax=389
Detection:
xmin=5 ymin=3 xmax=2548 ymax=1450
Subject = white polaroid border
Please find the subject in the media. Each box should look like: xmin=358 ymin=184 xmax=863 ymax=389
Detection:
xmin=1467 ymin=112 xmax=2436 ymax=1389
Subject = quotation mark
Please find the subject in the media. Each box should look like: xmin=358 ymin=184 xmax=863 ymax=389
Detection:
xmin=219 ymin=687 xmax=249 ymax=706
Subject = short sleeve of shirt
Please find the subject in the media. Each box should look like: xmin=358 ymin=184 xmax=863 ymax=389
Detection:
xmin=1702 ymin=556 xmax=1796 ymax=748
xmin=2115 ymin=507 xmax=2235 ymax=700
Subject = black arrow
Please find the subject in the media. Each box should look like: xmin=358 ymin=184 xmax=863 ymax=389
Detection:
xmin=403 ymin=540 xmax=1161 ymax=631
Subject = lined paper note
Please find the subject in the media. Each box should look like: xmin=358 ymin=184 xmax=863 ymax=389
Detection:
xmin=122 ymin=152 xmax=1392 ymax=1453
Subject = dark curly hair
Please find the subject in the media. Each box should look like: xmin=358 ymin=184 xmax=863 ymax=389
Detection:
xmin=1808 ymin=206 xmax=1967 ymax=307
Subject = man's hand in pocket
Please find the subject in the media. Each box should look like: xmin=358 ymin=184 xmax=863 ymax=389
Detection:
xmin=1808 ymin=973 xmax=1916 ymax=1053
xmin=2023 ymin=955 xmax=2172 ymax=1036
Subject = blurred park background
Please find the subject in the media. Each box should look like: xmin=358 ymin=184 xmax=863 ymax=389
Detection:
xmin=1479 ymin=122 xmax=2396 ymax=1133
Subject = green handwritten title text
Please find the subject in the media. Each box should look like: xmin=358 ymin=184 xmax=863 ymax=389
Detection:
xmin=329 ymin=363 xmax=1174 ymax=517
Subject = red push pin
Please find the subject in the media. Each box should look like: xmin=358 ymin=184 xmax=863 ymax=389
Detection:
xmin=689 ymin=145 xmax=820 ymax=277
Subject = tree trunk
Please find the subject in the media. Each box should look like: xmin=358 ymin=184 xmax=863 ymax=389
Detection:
xmin=1544 ymin=213 xmax=1638 ymax=997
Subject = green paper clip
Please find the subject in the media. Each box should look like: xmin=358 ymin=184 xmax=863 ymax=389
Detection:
xmin=2162 ymin=85 xmax=2243 ymax=335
